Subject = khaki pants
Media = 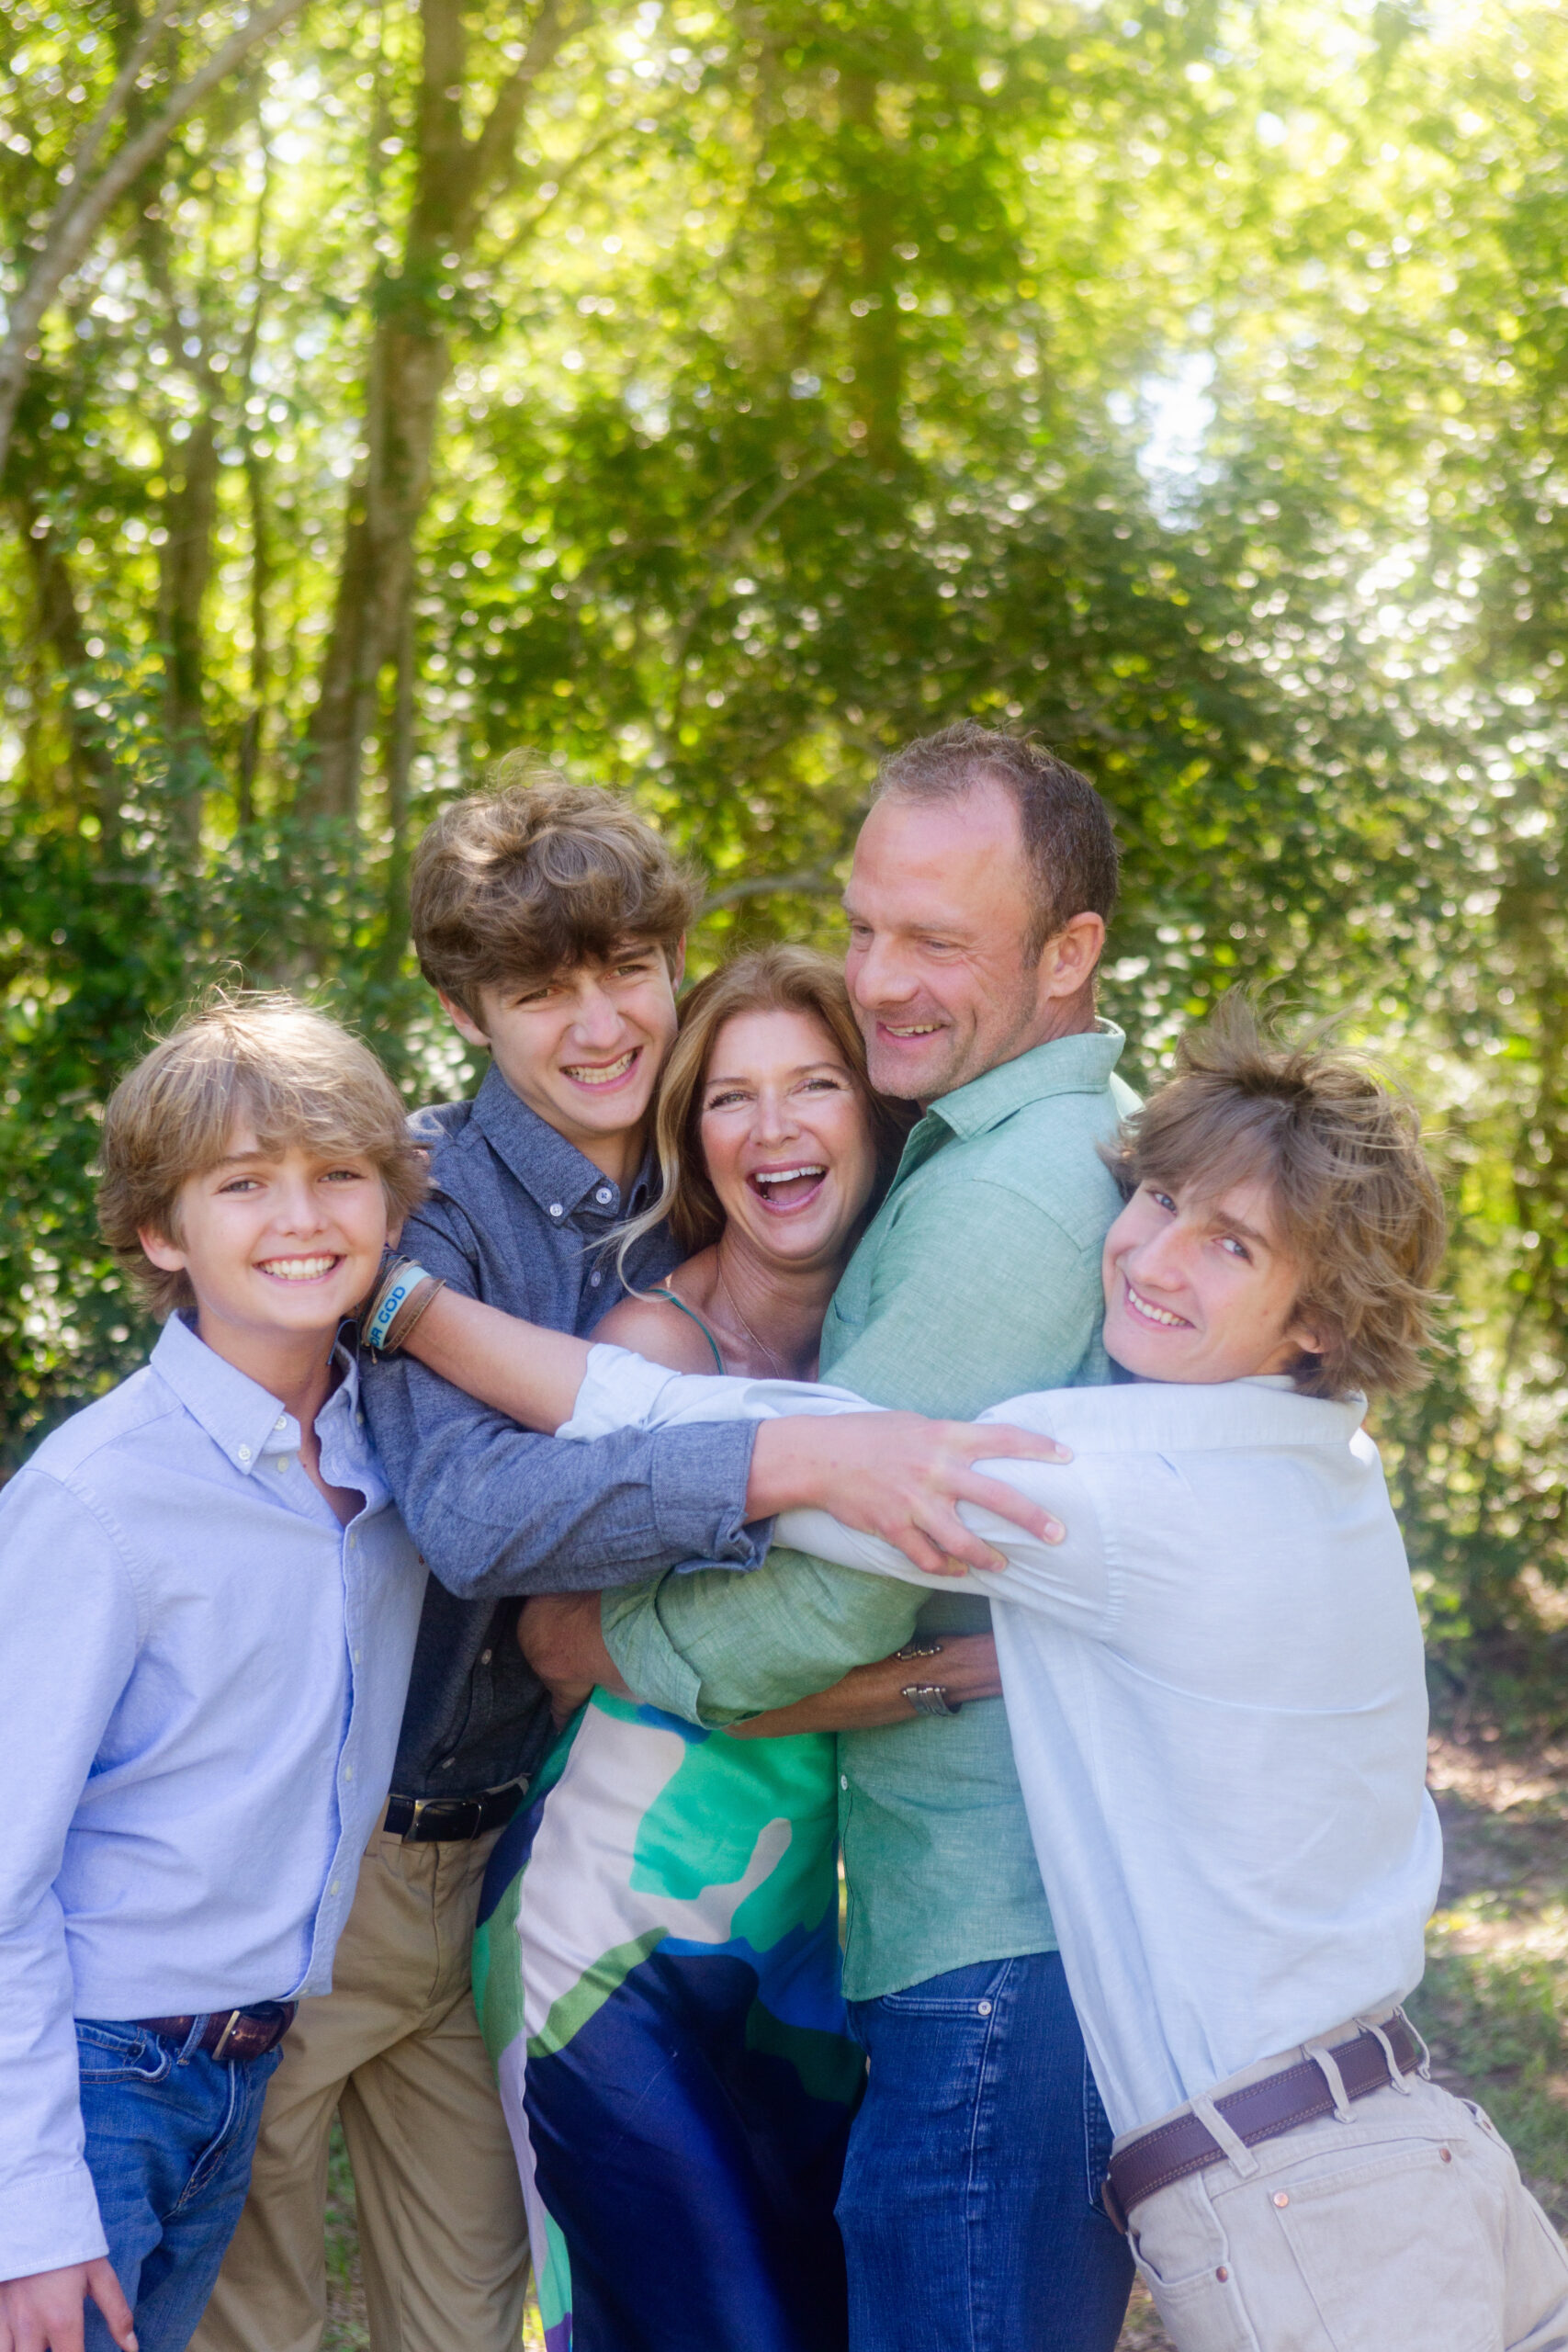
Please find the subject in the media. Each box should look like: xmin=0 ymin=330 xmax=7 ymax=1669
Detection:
xmin=1127 ymin=2065 xmax=1568 ymax=2352
xmin=192 ymin=1816 xmax=529 ymax=2352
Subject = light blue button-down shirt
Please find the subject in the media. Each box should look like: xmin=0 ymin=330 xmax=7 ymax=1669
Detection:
xmin=0 ymin=1316 xmax=426 ymax=2278
xmin=572 ymin=1351 xmax=1445 ymax=2137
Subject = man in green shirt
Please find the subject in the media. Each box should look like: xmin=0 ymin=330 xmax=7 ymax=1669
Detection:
xmin=527 ymin=723 xmax=1137 ymax=2351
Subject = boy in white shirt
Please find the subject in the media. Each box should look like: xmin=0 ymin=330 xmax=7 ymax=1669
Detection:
xmin=370 ymin=999 xmax=1568 ymax=2352
xmin=0 ymin=1001 xmax=429 ymax=2352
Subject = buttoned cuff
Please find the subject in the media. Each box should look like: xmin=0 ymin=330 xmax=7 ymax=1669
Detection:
xmin=647 ymin=1419 xmax=772 ymax=1574
xmin=0 ymin=2157 xmax=107 ymax=2281
xmin=601 ymin=1580 xmax=748 ymax=1727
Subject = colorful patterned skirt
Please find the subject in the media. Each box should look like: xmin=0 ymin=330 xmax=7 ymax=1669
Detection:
xmin=473 ymin=1690 xmax=863 ymax=2352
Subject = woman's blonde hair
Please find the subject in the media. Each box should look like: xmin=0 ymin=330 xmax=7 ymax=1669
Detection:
xmin=98 ymin=991 xmax=429 ymax=1317
xmin=1105 ymin=994 xmax=1448 ymax=1399
xmin=615 ymin=946 xmax=911 ymax=1275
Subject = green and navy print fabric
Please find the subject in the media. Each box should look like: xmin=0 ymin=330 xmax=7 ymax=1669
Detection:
xmin=473 ymin=1690 xmax=863 ymax=2352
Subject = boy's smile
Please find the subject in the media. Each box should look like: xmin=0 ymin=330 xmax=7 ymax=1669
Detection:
xmin=1101 ymin=1174 xmax=1324 ymax=1386
xmin=140 ymin=1127 xmax=389 ymax=1379
xmin=440 ymin=936 xmax=682 ymax=1185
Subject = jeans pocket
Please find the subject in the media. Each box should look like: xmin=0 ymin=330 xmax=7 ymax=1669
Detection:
xmin=1269 ymin=2135 xmax=1502 ymax=2352
xmin=874 ymin=1959 xmax=1012 ymax=2018
xmin=75 ymin=2018 xmax=172 ymax=2084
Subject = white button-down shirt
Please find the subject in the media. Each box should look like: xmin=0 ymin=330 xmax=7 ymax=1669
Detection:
xmin=0 ymin=1316 xmax=426 ymax=2278
xmin=569 ymin=1351 xmax=1444 ymax=2138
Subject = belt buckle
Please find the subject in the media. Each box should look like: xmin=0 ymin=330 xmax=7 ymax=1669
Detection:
xmin=209 ymin=2008 xmax=245 ymax=2062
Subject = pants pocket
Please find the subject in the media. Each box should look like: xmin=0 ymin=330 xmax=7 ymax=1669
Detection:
xmin=1269 ymin=2135 xmax=1503 ymax=2352
xmin=75 ymin=2019 xmax=172 ymax=2084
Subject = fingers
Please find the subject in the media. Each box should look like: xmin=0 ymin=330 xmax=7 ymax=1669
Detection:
xmin=85 ymin=2265 xmax=136 ymax=2352
xmin=952 ymin=1423 xmax=1071 ymax=1466
xmin=912 ymin=1504 xmax=1008 ymax=1576
xmin=886 ymin=1522 xmax=971 ymax=1578
xmin=949 ymin=1471 xmax=1065 ymax=1545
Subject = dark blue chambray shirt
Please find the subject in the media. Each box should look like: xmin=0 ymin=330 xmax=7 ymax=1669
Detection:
xmin=362 ymin=1061 xmax=765 ymax=1801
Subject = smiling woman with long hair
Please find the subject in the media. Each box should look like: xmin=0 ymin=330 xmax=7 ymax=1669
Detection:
xmin=448 ymin=949 xmax=997 ymax=2352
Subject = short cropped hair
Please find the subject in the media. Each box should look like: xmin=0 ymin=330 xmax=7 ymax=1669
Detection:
xmin=874 ymin=721 xmax=1119 ymax=961
xmin=410 ymin=753 xmax=702 ymax=1016
xmin=614 ymin=945 xmax=913 ymax=1274
xmin=98 ymin=993 xmax=429 ymax=1318
xmin=1105 ymin=996 xmax=1447 ymax=1400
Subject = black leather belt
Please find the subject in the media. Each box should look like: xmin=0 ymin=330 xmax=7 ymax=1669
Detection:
xmin=1104 ymin=2013 xmax=1424 ymax=2231
xmin=384 ymin=1781 xmax=525 ymax=1842
xmin=137 ymin=2002 xmax=297 ymax=2062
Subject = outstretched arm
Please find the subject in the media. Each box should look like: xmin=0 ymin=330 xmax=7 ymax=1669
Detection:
xmin=387 ymin=1275 xmax=1072 ymax=1578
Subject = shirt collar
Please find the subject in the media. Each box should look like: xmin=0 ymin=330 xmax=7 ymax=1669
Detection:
xmin=926 ymin=1020 xmax=1127 ymax=1142
xmin=470 ymin=1060 xmax=655 ymax=1224
xmin=151 ymin=1312 xmax=366 ymax=1480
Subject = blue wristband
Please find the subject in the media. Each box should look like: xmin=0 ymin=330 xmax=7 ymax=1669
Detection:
xmin=366 ymin=1263 xmax=432 ymax=1351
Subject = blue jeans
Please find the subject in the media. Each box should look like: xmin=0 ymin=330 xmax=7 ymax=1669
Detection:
xmin=837 ymin=1953 xmax=1133 ymax=2352
xmin=74 ymin=2018 xmax=282 ymax=2352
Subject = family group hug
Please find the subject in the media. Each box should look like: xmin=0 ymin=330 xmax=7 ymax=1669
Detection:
xmin=6 ymin=721 xmax=1568 ymax=2352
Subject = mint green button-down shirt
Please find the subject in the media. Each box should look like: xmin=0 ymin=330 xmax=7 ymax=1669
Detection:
xmin=602 ymin=1022 xmax=1137 ymax=1999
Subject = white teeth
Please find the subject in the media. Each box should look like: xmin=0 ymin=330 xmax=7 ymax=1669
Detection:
xmin=754 ymin=1166 xmax=827 ymax=1188
xmin=886 ymin=1023 xmax=941 ymax=1037
xmin=1125 ymin=1281 xmax=1189 ymax=1329
xmin=563 ymin=1050 xmax=636 ymax=1086
xmin=258 ymin=1255 xmax=340 ymax=1281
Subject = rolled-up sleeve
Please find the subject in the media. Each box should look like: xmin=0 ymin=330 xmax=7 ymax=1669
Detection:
xmin=0 ymin=1473 xmax=137 ymax=2278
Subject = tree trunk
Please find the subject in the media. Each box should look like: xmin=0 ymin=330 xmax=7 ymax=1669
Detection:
xmin=158 ymin=408 xmax=220 ymax=837
xmin=301 ymin=0 xmax=577 ymax=823
xmin=12 ymin=498 xmax=121 ymax=851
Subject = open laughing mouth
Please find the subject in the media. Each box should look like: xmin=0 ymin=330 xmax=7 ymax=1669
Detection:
xmin=255 ymin=1254 xmax=345 ymax=1283
xmin=560 ymin=1048 xmax=640 ymax=1090
xmin=1122 ymin=1277 xmax=1192 ymax=1331
xmin=878 ymin=1021 xmax=944 ymax=1042
xmin=747 ymin=1164 xmax=828 ymax=1213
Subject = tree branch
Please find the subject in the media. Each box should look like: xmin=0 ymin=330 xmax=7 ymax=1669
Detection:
xmin=0 ymin=0 xmax=310 ymax=478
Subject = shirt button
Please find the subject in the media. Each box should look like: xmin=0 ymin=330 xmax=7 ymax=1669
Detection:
xmin=344 ymin=1765 xmax=354 ymax=1781
xmin=1273 ymin=2192 xmax=1290 ymax=2208
xmin=441 ymin=1756 xmax=455 ymax=1770
xmin=840 ymin=1774 xmax=849 ymax=1792
xmin=329 ymin=1879 xmax=341 ymax=1894
xmin=275 ymin=1417 xmax=288 ymax=1433
xmin=353 ymin=1648 xmax=361 ymax=1665
xmin=595 ymin=1186 xmax=613 ymax=1204
xmin=347 ymin=1534 xmax=358 ymax=1551
xmin=590 ymin=1270 xmax=603 ymax=1286
xmin=237 ymin=1444 xmax=252 ymax=1463
xmin=548 ymin=1202 xmax=564 ymax=1218
xmin=480 ymin=1648 xmax=493 ymax=1665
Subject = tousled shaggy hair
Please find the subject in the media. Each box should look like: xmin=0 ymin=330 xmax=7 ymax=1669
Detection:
xmin=613 ymin=946 xmax=913 ymax=1275
xmin=410 ymin=754 xmax=702 ymax=1016
xmin=98 ymin=992 xmax=428 ymax=1318
xmin=1105 ymin=995 xmax=1447 ymax=1399
xmin=874 ymin=721 xmax=1119 ymax=962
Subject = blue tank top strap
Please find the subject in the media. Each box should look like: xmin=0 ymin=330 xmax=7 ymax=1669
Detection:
xmin=653 ymin=1280 xmax=726 ymax=1374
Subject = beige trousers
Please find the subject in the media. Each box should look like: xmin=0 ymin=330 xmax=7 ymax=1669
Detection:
xmin=192 ymin=1816 xmax=529 ymax=2352
xmin=1128 ymin=2067 xmax=1568 ymax=2352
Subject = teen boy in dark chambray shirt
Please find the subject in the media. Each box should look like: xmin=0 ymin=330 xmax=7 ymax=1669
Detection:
xmin=195 ymin=772 xmax=766 ymax=2352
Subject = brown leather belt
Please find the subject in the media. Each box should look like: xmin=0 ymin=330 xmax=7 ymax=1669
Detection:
xmin=383 ymin=1781 xmax=525 ymax=1843
xmin=1104 ymin=2013 xmax=1424 ymax=2232
xmin=135 ymin=2002 xmax=297 ymax=2064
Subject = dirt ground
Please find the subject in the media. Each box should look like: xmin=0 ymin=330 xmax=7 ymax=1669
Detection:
xmin=321 ymin=1715 xmax=1568 ymax=2352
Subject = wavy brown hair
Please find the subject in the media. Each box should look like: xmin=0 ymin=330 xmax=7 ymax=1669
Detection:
xmin=614 ymin=946 xmax=912 ymax=1275
xmin=1104 ymin=994 xmax=1448 ymax=1399
xmin=98 ymin=991 xmax=429 ymax=1317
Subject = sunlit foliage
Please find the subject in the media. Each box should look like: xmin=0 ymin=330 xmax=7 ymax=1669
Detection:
xmin=1 ymin=0 xmax=1563 ymax=1643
